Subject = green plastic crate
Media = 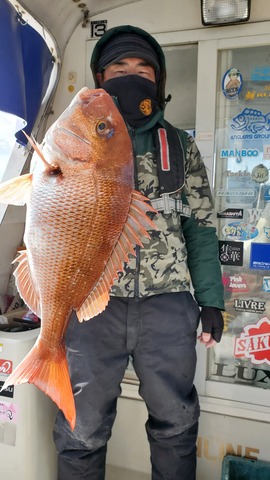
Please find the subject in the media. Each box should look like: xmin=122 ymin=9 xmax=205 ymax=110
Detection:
xmin=221 ymin=455 xmax=270 ymax=480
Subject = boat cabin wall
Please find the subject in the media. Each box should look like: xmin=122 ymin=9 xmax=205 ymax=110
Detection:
xmin=46 ymin=0 xmax=270 ymax=130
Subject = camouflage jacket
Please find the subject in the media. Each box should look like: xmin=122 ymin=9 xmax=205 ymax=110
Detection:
xmin=110 ymin=111 xmax=224 ymax=310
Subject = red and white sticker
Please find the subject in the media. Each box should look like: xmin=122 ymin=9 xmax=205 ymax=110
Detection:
xmin=234 ymin=316 xmax=270 ymax=365
xmin=0 ymin=359 xmax=13 ymax=375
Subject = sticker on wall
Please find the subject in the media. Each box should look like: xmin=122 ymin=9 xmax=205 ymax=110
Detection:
xmin=231 ymin=108 xmax=270 ymax=135
xmin=0 ymin=400 xmax=18 ymax=423
xmin=234 ymin=316 xmax=270 ymax=365
xmin=216 ymin=188 xmax=256 ymax=198
xmin=90 ymin=20 xmax=107 ymax=38
xmin=243 ymin=82 xmax=270 ymax=102
xmin=234 ymin=298 xmax=266 ymax=314
xmin=263 ymin=227 xmax=270 ymax=239
xmin=247 ymin=209 xmax=263 ymax=225
xmin=219 ymin=240 xmax=243 ymax=266
xmin=251 ymin=67 xmax=270 ymax=81
xmin=217 ymin=208 xmax=243 ymax=219
xmin=0 ymin=381 xmax=13 ymax=399
xmin=222 ymin=273 xmax=248 ymax=292
xmin=250 ymin=243 xmax=270 ymax=270
xmin=226 ymin=169 xmax=251 ymax=178
xmin=263 ymin=276 xmax=270 ymax=292
xmin=0 ymin=400 xmax=18 ymax=446
xmin=222 ymin=222 xmax=258 ymax=241
xmin=265 ymin=186 xmax=270 ymax=202
xmin=220 ymin=147 xmax=259 ymax=161
xmin=263 ymin=144 xmax=270 ymax=160
xmin=251 ymin=164 xmax=269 ymax=183
xmin=0 ymin=359 xmax=12 ymax=376
xmin=222 ymin=68 xmax=243 ymax=99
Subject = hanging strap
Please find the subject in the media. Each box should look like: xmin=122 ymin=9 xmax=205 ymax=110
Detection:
xmin=151 ymin=121 xmax=191 ymax=216
xmin=153 ymin=120 xmax=187 ymax=194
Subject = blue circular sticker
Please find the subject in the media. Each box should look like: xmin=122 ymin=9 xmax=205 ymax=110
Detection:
xmin=222 ymin=68 xmax=243 ymax=99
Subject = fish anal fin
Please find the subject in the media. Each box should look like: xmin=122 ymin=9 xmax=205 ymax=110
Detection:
xmin=0 ymin=173 xmax=32 ymax=206
xmin=76 ymin=190 xmax=158 ymax=322
xmin=13 ymin=250 xmax=41 ymax=317
xmin=1 ymin=341 xmax=76 ymax=430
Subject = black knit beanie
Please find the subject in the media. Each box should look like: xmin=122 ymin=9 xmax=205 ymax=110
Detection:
xmin=96 ymin=33 xmax=160 ymax=74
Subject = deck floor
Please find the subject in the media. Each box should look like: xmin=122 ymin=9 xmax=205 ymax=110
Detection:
xmin=106 ymin=465 xmax=150 ymax=480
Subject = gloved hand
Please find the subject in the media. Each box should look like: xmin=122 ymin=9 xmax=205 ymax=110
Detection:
xmin=200 ymin=306 xmax=224 ymax=343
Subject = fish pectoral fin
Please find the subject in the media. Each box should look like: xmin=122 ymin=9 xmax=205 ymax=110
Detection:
xmin=1 ymin=340 xmax=76 ymax=430
xmin=0 ymin=173 xmax=33 ymax=205
xmin=13 ymin=250 xmax=41 ymax=317
xmin=76 ymin=190 xmax=158 ymax=322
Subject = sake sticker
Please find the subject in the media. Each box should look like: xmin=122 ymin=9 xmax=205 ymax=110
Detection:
xmin=234 ymin=316 xmax=270 ymax=364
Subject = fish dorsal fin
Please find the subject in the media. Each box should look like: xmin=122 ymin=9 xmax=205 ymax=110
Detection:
xmin=0 ymin=173 xmax=32 ymax=205
xmin=76 ymin=190 xmax=158 ymax=322
xmin=13 ymin=250 xmax=41 ymax=317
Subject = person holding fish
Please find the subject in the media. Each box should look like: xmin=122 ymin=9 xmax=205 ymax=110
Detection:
xmin=51 ymin=24 xmax=224 ymax=480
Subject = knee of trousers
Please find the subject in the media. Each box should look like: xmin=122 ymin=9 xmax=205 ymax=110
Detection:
xmin=53 ymin=410 xmax=114 ymax=454
xmin=147 ymin=421 xmax=199 ymax=456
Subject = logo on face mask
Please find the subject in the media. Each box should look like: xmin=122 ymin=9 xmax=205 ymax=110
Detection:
xmin=139 ymin=98 xmax=152 ymax=116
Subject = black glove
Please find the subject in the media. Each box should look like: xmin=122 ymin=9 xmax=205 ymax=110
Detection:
xmin=200 ymin=306 xmax=224 ymax=343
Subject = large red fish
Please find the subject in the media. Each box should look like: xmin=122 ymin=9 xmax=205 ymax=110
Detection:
xmin=0 ymin=88 xmax=157 ymax=430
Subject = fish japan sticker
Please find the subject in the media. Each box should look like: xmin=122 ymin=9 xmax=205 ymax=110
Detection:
xmin=234 ymin=317 xmax=270 ymax=365
xmin=231 ymin=108 xmax=270 ymax=134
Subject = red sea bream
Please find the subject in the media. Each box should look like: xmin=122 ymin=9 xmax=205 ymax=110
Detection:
xmin=0 ymin=88 xmax=157 ymax=429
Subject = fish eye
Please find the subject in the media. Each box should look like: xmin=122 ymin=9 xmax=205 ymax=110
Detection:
xmin=97 ymin=121 xmax=106 ymax=132
xmin=96 ymin=120 xmax=114 ymax=138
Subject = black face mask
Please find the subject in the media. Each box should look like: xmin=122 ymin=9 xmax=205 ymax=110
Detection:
xmin=102 ymin=75 xmax=159 ymax=128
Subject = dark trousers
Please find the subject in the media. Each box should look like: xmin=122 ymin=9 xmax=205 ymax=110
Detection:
xmin=53 ymin=292 xmax=200 ymax=480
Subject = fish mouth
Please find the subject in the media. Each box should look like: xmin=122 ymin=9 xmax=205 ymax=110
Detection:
xmin=56 ymin=127 xmax=92 ymax=145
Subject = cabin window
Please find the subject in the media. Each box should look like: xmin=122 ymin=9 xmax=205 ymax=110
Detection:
xmin=0 ymin=0 xmax=58 ymax=221
xmin=163 ymin=43 xmax=198 ymax=132
xmin=208 ymin=44 xmax=270 ymax=391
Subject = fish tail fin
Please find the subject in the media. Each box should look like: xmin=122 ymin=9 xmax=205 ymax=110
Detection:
xmin=1 ymin=341 xmax=76 ymax=430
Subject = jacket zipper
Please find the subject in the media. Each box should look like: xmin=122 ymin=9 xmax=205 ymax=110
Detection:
xmin=129 ymin=127 xmax=140 ymax=300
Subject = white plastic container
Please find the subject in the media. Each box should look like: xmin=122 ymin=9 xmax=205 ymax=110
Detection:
xmin=0 ymin=328 xmax=58 ymax=480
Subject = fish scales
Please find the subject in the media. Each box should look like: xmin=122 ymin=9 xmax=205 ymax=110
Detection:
xmin=0 ymin=88 xmax=158 ymax=430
